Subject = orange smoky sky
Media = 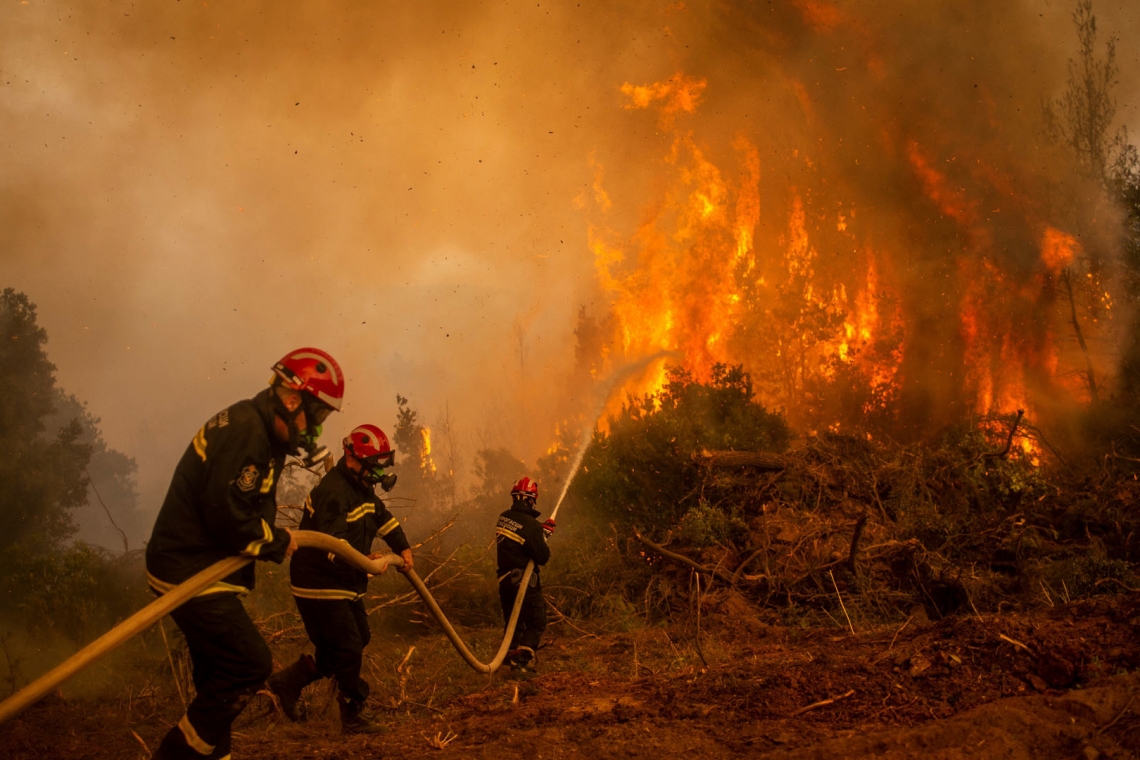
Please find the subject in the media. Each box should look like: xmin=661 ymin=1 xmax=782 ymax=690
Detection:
xmin=2 ymin=1 xmax=1137 ymax=537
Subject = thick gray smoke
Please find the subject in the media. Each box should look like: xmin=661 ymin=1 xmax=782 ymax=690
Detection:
xmin=2 ymin=1 xmax=1137 ymax=545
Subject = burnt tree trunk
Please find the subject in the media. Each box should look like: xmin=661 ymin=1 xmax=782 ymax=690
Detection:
xmin=1062 ymin=267 xmax=1099 ymax=402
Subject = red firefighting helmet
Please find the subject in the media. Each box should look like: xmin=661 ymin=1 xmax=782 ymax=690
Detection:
xmin=511 ymin=476 xmax=538 ymax=501
xmin=343 ymin=424 xmax=395 ymax=468
xmin=272 ymin=348 xmax=345 ymax=412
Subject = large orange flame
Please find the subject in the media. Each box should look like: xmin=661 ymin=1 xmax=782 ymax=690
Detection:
xmin=582 ymin=68 xmax=1103 ymax=444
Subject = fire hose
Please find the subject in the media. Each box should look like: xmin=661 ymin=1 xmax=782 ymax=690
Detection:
xmin=0 ymin=529 xmax=536 ymax=725
xmin=0 ymin=353 xmax=665 ymax=727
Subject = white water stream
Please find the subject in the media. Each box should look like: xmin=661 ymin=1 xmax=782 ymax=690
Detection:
xmin=548 ymin=350 xmax=679 ymax=520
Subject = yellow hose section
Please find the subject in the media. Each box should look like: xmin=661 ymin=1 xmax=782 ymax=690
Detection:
xmin=291 ymin=530 xmax=534 ymax=675
xmin=0 ymin=529 xmax=535 ymax=724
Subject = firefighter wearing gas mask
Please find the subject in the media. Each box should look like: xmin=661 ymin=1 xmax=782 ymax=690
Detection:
xmin=495 ymin=476 xmax=554 ymax=673
xmin=269 ymin=423 xmax=413 ymax=734
xmin=146 ymin=347 xmax=343 ymax=760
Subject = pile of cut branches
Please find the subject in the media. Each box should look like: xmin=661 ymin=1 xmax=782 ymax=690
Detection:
xmin=616 ymin=412 xmax=1140 ymax=621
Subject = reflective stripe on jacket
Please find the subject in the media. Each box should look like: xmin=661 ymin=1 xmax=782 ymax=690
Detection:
xmin=289 ymin=457 xmax=410 ymax=599
xmin=495 ymin=503 xmax=550 ymax=577
xmin=145 ymin=388 xmax=292 ymax=595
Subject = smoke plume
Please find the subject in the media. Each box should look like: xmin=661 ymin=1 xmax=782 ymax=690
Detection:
xmin=2 ymin=1 xmax=1137 ymax=541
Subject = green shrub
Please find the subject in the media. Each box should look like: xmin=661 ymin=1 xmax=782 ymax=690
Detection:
xmin=678 ymin=501 xmax=747 ymax=548
xmin=0 ymin=544 xmax=149 ymax=644
xmin=1039 ymin=549 xmax=1140 ymax=599
xmin=574 ymin=363 xmax=790 ymax=536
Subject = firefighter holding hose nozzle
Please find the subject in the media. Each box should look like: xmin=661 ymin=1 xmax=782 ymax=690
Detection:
xmin=495 ymin=477 xmax=555 ymax=673
xmin=145 ymin=348 xmax=344 ymax=760
xmin=267 ymin=423 xmax=413 ymax=734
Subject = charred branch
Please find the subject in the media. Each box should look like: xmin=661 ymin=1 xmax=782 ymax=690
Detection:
xmin=1062 ymin=268 xmax=1100 ymax=402
xmin=848 ymin=514 xmax=868 ymax=575
xmin=634 ymin=531 xmax=739 ymax=586
xmin=984 ymin=409 xmax=1025 ymax=462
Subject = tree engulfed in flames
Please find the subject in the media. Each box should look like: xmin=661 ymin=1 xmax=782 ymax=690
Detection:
xmin=420 ymin=427 xmax=437 ymax=475
xmin=582 ymin=66 xmax=1114 ymax=443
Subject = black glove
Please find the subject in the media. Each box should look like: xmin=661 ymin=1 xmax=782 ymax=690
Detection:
xmin=541 ymin=518 xmax=556 ymax=538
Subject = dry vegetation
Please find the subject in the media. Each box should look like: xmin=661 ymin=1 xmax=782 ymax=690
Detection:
xmin=4 ymin=394 xmax=1140 ymax=758
xmin=2 ymin=363 xmax=1140 ymax=758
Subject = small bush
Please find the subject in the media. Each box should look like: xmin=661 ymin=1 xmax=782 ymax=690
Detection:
xmin=0 ymin=544 xmax=149 ymax=645
xmin=678 ymin=501 xmax=747 ymax=548
xmin=1039 ymin=550 xmax=1140 ymax=599
xmin=574 ymin=363 xmax=790 ymax=536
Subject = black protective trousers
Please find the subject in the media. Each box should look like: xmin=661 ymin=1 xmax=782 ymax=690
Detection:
xmin=498 ymin=575 xmax=547 ymax=653
xmin=168 ymin=592 xmax=272 ymax=754
xmin=294 ymin=596 xmax=372 ymax=702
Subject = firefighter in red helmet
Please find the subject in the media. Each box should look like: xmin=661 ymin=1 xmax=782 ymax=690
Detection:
xmin=495 ymin=476 xmax=555 ymax=672
xmin=146 ymin=348 xmax=344 ymax=759
xmin=267 ymin=423 xmax=413 ymax=734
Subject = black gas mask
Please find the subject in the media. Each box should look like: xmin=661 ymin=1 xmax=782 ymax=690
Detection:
xmin=273 ymin=389 xmax=334 ymax=467
xmin=357 ymin=453 xmax=397 ymax=492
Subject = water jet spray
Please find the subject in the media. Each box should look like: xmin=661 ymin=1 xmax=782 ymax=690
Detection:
xmin=549 ymin=350 xmax=680 ymax=521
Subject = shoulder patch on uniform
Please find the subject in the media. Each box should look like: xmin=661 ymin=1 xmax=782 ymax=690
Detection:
xmin=237 ymin=464 xmax=259 ymax=492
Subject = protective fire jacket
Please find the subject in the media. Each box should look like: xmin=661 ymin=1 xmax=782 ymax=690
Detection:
xmin=288 ymin=457 xmax=411 ymax=601
xmin=495 ymin=502 xmax=550 ymax=577
xmin=146 ymin=388 xmax=293 ymax=596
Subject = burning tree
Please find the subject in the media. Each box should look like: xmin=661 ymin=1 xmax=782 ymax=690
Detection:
xmin=576 ymin=0 xmax=1139 ymax=446
xmin=558 ymin=1 xmax=1140 ymax=622
xmin=392 ymin=394 xmax=441 ymax=515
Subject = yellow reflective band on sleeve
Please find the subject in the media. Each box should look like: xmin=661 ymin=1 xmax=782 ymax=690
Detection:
xmin=179 ymin=713 xmax=215 ymax=756
xmin=240 ymin=519 xmax=274 ymax=557
xmin=377 ymin=517 xmax=400 ymax=536
xmin=495 ymin=526 xmax=526 ymax=545
xmin=259 ymin=461 xmax=275 ymax=494
xmin=304 ymin=495 xmax=314 ymax=517
xmin=290 ymin=585 xmax=362 ymax=601
xmin=148 ymin=571 xmax=249 ymax=598
xmin=346 ymin=502 xmax=377 ymax=523
xmin=192 ymin=427 xmax=208 ymax=462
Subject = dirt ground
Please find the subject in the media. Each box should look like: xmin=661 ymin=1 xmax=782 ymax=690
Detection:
xmin=1 ymin=594 xmax=1138 ymax=759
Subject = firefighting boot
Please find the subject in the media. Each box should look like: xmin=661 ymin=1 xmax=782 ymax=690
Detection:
xmin=508 ymin=646 xmax=536 ymax=673
xmin=206 ymin=731 xmax=231 ymax=760
xmin=266 ymin=654 xmax=318 ymax=722
xmin=338 ymin=696 xmax=385 ymax=735
xmin=152 ymin=718 xmax=216 ymax=760
xmin=151 ymin=726 xmax=199 ymax=760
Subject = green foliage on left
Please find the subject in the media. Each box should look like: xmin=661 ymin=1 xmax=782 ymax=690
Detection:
xmin=0 ymin=288 xmax=148 ymax=647
xmin=5 ymin=543 xmax=147 ymax=643
xmin=0 ymin=289 xmax=89 ymax=554
xmin=45 ymin=390 xmax=141 ymax=552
